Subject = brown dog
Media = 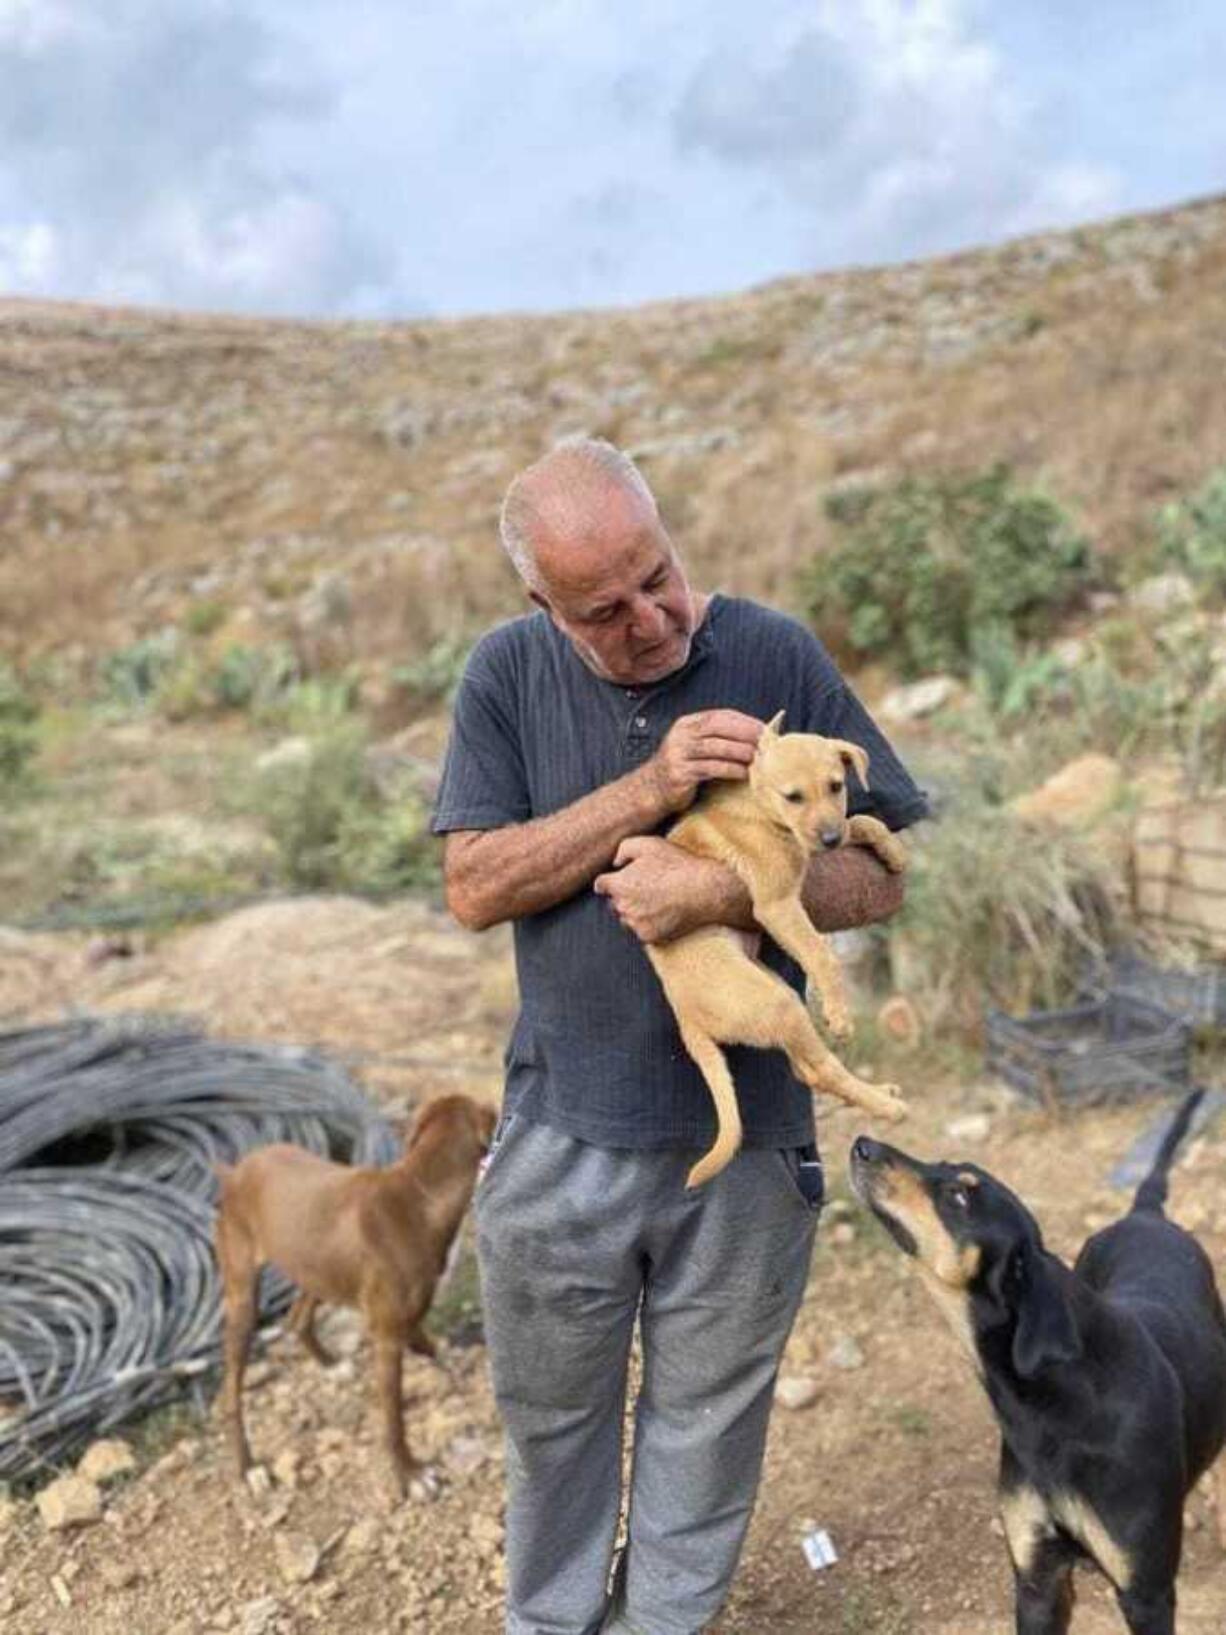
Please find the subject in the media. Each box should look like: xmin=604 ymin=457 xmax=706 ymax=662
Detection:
xmin=647 ymin=714 xmax=909 ymax=1188
xmin=213 ymin=1092 xmax=496 ymax=1496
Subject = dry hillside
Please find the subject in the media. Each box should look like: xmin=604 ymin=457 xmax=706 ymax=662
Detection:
xmin=3 ymin=193 xmax=1226 ymax=689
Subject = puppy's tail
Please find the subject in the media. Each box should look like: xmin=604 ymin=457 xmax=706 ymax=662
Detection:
xmin=1131 ymin=1088 xmax=1206 ymax=1215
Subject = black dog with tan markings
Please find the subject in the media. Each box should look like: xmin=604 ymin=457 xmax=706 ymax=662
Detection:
xmin=850 ymin=1092 xmax=1226 ymax=1635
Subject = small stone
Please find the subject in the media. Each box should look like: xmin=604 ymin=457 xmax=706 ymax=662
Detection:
xmin=100 ymin=1559 xmax=142 ymax=1590
xmin=240 ymin=1596 xmax=281 ymax=1635
xmin=444 ymin=1434 xmax=491 ymax=1475
xmin=343 ymin=1517 xmax=382 ymax=1555
xmin=244 ymin=1465 xmax=273 ymax=1499
xmin=1128 ymin=572 xmax=1195 ymax=616
xmin=826 ymin=1334 xmax=865 ymax=1372
xmin=274 ymin=1529 xmax=321 ymax=1585
xmin=878 ymin=675 xmax=962 ymax=723
xmin=37 ymin=1475 xmax=103 ymax=1531
xmin=775 ymin=1375 xmax=822 ymax=1411
xmin=78 ymin=1437 xmax=137 ymax=1485
xmin=944 ymin=1113 xmax=991 ymax=1143
xmin=50 ymin=1574 xmax=73 ymax=1607
xmin=830 ymin=1222 xmax=856 ymax=1247
xmin=468 ymin=1514 xmax=504 ymax=1558
xmin=271 ymin=1450 xmax=300 ymax=1490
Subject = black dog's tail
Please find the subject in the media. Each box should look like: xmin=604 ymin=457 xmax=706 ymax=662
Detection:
xmin=1131 ymin=1088 xmax=1207 ymax=1214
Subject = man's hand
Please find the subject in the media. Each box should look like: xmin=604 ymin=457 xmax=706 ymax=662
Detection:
xmin=594 ymin=836 xmax=737 ymax=944
xmin=646 ymin=710 xmax=763 ymax=814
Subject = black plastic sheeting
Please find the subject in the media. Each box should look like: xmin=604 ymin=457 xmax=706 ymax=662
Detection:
xmin=0 ymin=1014 xmax=398 ymax=1480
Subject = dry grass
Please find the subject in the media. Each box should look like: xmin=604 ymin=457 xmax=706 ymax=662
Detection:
xmin=3 ymin=196 xmax=1226 ymax=679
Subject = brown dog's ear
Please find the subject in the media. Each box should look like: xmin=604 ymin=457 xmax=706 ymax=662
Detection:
xmin=832 ymin=739 xmax=870 ymax=789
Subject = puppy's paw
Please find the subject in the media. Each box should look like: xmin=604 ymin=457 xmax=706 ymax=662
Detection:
xmin=877 ymin=1084 xmax=909 ymax=1123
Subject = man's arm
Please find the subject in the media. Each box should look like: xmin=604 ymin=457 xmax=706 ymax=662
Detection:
xmin=442 ymin=710 xmax=764 ymax=931
xmin=593 ymin=835 xmax=905 ymax=944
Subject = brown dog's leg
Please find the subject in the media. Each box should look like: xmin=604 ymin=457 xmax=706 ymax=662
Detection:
xmin=846 ymin=814 xmax=907 ymax=873
xmin=288 ymin=1293 xmax=335 ymax=1367
xmin=679 ymin=1027 xmax=744 ymax=1189
xmin=215 ymin=1215 xmax=258 ymax=1478
xmin=371 ymin=1319 xmax=414 ymax=1497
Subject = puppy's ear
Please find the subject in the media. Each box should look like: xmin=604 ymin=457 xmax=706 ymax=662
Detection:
xmin=761 ymin=710 xmax=785 ymax=741
xmin=832 ymin=739 xmax=870 ymax=789
xmin=1010 ymin=1242 xmax=1083 ymax=1378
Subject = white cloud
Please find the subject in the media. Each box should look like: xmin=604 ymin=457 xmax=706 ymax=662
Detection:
xmin=0 ymin=0 xmax=394 ymax=314
xmin=673 ymin=0 xmax=1125 ymax=265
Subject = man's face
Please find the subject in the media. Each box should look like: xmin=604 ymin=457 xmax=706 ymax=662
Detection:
xmin=528 ymin=488 xmax=697 ymax=686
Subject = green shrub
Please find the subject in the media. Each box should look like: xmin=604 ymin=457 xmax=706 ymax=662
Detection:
xmin=392 ymin=635 xmax=472 ymax=707
xmin=893 ymin=792 xmax=1117 ymax=1030
xmin=1155 ymin=466 xmax=1226 ymax=601
xmin=100 ymin=631 xmax=182 ymax=708
xmin=181 ymin=599 xmax=228 ymax=637
xmin=154 ymin=643 xmax=298 ymax=720
xmin=251 ymin=727 xmax=438 ymax=893
xmin=805 ymin=467 xmax=1093 ymax=678
xmin=0 ymin=663 xmax=39 ymax=797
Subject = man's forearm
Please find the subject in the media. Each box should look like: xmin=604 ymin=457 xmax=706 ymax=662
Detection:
xmin=678 ymin=844 xmax=906 ymax=936
xmin=444 ymin=765 xmax=669 ymax=930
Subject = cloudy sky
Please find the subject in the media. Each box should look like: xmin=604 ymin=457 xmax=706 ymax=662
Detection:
xmin=1 ymin=0 xmax=1223 ymax=319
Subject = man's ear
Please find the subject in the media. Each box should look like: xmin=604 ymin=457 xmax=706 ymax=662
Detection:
xmin=1010 ymin=1242 xmax=1083 ymax=1378
xmin=832 ymin=739 xmax=870 ymax=789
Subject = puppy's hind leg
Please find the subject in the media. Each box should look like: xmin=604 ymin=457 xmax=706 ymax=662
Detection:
xmin=754 ymin=981 xmax=908 ymax=1124
xmin=680 ymin=1027 xmax=743 ymax=1190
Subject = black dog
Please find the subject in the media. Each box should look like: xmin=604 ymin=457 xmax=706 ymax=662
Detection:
xmin=850 ymin=1091 xmax=1226 ymax=1635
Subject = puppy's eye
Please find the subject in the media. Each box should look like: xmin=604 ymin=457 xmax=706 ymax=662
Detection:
xmin=829 ymin=779 xmax=844 ymax=794
xmin=783 ymin=790 xmax=805 ymax=803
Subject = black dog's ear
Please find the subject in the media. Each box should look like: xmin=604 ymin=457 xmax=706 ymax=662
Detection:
xmin=1011 ymin=1241 xmax=1083 ymax=1378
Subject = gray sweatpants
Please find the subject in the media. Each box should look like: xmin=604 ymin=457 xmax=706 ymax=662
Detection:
xmin=474 ymin=1115 xmax=821 ymax=1635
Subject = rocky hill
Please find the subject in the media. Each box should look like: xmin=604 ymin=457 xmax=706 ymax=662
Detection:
xmin=3 ymin=193 xmax=1226 ymax=691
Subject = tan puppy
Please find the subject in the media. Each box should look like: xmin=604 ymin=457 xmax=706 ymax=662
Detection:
xmin=647 ymin=714 xmax=909 ymax=1188
xmin=214 ymin=1093 xmax=496 ymax=1496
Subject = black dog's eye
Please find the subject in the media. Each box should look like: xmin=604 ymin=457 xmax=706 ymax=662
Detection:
xmin=784 ymin=790 xmax=805 ymax=803
xmin=945 ymin=1184 xmax=970 ymax=1211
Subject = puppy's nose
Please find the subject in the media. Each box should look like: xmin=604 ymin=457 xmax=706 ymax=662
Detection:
xmin=820 ymin=829 xmax=843 ymax=849
xmin=852 ymin=1136 xmax=880 ymax=1164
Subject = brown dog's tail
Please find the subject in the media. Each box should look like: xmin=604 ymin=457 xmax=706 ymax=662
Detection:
xmin=1131 ymin=1088 xmax=1206 ymax=1215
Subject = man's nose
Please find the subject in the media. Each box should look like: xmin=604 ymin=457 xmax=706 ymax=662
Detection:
xmin=629 ymin=595 xmax=669 ymax=641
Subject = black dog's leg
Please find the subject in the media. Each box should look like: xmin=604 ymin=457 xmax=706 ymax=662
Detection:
xmin=1014 ymin=1537 xmax=1077 ymax=1635
xmin=1115 ymin=1582 xmax=1176 ymax=1635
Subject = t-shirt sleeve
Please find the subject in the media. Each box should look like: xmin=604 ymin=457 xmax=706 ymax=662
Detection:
xmin=787 ymin=629 xmax=929 ymax=832
xmin=431 ymin=636 xmax=530 ymax=834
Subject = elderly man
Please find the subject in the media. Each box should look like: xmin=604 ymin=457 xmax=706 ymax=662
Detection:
xmin=433 ymin=437 xmax=927 ymax=1635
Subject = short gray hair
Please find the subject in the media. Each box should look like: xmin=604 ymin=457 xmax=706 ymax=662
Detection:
xmin=499 ymin=436 xmax=658 ymax=587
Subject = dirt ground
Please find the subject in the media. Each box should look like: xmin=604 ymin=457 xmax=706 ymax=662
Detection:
xmin=2 ymin=897 xmax=1225 ymax=1634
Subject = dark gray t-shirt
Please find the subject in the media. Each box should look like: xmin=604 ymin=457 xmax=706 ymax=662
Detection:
xmin=432 ymin=594 xmax=928 ymax=1150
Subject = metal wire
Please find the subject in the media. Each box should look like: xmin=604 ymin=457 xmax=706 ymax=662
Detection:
xmin=0 ymin=1015 xmax=399 ymax=1479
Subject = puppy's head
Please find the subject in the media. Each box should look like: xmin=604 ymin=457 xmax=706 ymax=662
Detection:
xmin=748 ymin=712 xmax=869 ymax=852
xmin=849 ymin=1135 xmax=1082 ymax=1379
xmin=405 ymin=1094 xmax=497 ymax=1166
